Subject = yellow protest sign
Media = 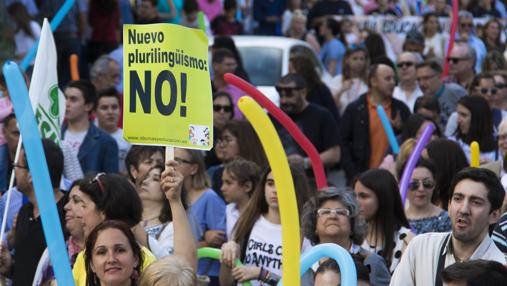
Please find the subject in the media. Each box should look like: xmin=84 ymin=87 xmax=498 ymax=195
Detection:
xmin=123 ymin=24 xmax=213 ymax=150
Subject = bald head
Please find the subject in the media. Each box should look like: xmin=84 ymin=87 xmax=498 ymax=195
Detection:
xmin=397 ymin=52 xmax=423 ymax=82
xmin=369 ymin=64 xmax=396 ymax=98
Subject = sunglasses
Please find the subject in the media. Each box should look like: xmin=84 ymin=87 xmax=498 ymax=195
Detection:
xmin=213 ymin=104 xmax=232 ymax=112
xmin=496 ymin=83 xmax=507 ymax=89
xmin=460 ymin=23 xmax=474 ymax=28
xmin=408 ymin=178 xmax=435 ymax=191
xmin=317 ymin=208 xmax=350 ymax=217
xmin=397 ymin=62 xmax=415 ymax=68
xmin=275 ymin=86 xmax=303 ymax=98
xmin=446 ymin=57 xmax=469 ymax=64
xmin=476 ymin=87 xmax=498 ymax=95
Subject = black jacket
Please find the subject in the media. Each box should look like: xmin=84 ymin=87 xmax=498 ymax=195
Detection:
xmin=340 ymin=93 xmax=411 ymax=181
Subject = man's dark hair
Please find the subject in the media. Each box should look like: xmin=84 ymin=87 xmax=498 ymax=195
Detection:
xmin=124 ymin=146 xmax=164 ymax=181
xmin=367 ymin=63 xmax=394 ymax=86
xmin=23 ymin=139 xmax=64 ymax=189
xmin=325 ymin=17 xmax=341 ymax=37
xmin=276 ymin=73 xmax=307 ymax=89
xmin=141 ymin=0 xmax=158 ymax=6
xmin=2 ymin=113 xmax=16 ymax=126
xmin=416 ymin=59 xmax=443 ymax=74
xmin=183 ymin=0 xmax=199 ymax=13
xmin=66 ymin=80 xmax=97 ymax=108
xmin=224 ymin=0 xmax=237 ymax=10
xmin=441 ymin=259 xmax=507 ymax=286
xmin=449 ymin=167 xmax=505 ymax=213
xmin=212 ymin=48 xmax=235 ymax=64
xmin=95 ymin=87 xmax=120 ymax=110
xmin=414 ymin=96 xmax=441 ymax=114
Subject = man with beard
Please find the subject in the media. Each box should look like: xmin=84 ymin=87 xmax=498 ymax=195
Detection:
xmin=274 ymin=73 xmax=341 ymax=173
xmin=390 ymin=168 xmax=506 ymax=286
xmin=340 ymin=63 xmax=411 ymax=181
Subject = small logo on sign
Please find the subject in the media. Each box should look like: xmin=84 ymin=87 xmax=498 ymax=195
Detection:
xmin=189 ymin=125 xmax=210 ymax=146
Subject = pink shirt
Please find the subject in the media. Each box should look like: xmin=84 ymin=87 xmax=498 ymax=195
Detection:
xmin=0 ymin=97 xmax=13 ymax=145
xmin=198 ymin=0 xmax=223 ymax=22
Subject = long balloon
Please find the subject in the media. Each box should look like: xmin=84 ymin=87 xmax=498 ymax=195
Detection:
xmin=278 ymin=243 xmax=357 ymax=286
xmin=225 ymin=73 xmax=328 ymax=189
xmin=399 ymin=123 xmax=435 ymax=205
xmin=70 ymin=54 xmax=79 ymax=80
xmin=20 ymin=0 xmax=76 ymax=71
xmin=470 ymin=141 xmax=480 ymax=167
xmin=3 ymin=61 xmax=74 ymax=285
xmin=238 ymin=96 xmax=301 ymax=286
xmin=197 ymin=248 xmax=252 ymax=286
xmin=442 ymin=0 xmax=459 ymax=78
xmin=376 ymin=105 xmax=400 ymax=154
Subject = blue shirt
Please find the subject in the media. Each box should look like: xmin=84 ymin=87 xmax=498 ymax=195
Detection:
xmin=188 ymin=189 xmax=226 ymax=277
xmin=0 ymin=187 xmax=23 ymax=241
xmin=320 ymin=38 xmax=346 ymax=76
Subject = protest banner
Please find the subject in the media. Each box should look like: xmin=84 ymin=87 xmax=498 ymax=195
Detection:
xmin=123 ymin=24 xmax=213 ymax=151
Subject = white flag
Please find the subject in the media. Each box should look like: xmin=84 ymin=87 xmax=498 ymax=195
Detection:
xmin=29 ymin=18 xmax=65 ymax=146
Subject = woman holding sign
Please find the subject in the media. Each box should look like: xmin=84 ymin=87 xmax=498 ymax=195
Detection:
xmin=219 ymin=167 xmax=311 ymax=286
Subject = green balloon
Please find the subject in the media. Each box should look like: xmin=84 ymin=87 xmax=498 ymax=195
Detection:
xmin=197 ymin=247 xmax=252 ymax=286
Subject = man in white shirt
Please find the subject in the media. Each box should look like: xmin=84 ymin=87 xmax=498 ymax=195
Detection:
xmin=62 ymin=80 xmax=119 ymax=175
xmin=95 ymin=87 xmax=131 ymax=174
xmin=393 ymin=52 xmax=423 ymax=112
xmin=390 ymin=167 xmax=506 ymax=286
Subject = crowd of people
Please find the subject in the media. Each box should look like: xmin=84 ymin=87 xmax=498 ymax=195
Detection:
xmin=2 ymin=0 xmax=507 ymax=285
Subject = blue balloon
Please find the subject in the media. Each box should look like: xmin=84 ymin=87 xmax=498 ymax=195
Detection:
xmin=3 ymin=62 xmax=75 ymax=286
xmin=20 ymin=0 xmax=76 ymax=71
xmin=277 ymin=243 xmax=357 ymax=286
xmin=376 ymin=105 xmax=400 ymax=154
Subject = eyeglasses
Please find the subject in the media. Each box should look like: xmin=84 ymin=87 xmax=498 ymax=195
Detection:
xmin=213 ymin=104 xmax=232 ymax=113
xmin=217 ymin=137 xmax=236 ymax=146
xmin=417 ymin=74 xmax=439 ymax=82
xmin=12 ymin=163 xmax=28 ymax=170
xmin=408 ymin=178 xmax=435 ymax=191
xmin=397 ymin=62 xmax=415 ymax=68
xmin=317 ymin=208 xmax=350 ymax=217
xmin=460 ymin=23 xmax=474 ymax=28
xmin=475 ymin=87 xmax=498 ymax=95
xmin=447 ymin=57 xmax=469 ymax=64
xmin=174 ymin=157 xmax=193 ymax=164
xmin=496 ymin=83 xmax=507 ymax=89
xmin=275 ymin=86 xmax=303 ymax=98
xmin=92 ymin=173 xmax=106 ymax=192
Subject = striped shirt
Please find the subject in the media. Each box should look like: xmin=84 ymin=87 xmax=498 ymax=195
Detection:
xmin=492 ymin=212 xmax=507 ymax=255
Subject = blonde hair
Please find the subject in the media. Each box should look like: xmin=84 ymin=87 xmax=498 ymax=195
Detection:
xmin=139 ymin=256 xmax=196 ymax=286
xmin=396 ymin=138 xmax=417 ymax=179
xmin=291 ymin=9 xmax=306 ymax=24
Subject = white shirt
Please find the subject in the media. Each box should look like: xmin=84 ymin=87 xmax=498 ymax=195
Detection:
xmin=392 ymin=85 xmax=423 ymax=112
xmin=14 ymin=21 xmax=41 ymax=58
xmin=225 ymin=203 xmax=240 ymax=240
xmin=109 ymin=128 xmax=131 ymax=173
xmin=390 ymin=232 xmax=506 ymax=286
xmin=63 ymin=129 xmax=87 ymax=157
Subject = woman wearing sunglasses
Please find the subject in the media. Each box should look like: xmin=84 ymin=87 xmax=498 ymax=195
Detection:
xmin=404 ymin=159 xmax=451 ymax=235
xmin=302 ymin=188 xmax=391 ymax=285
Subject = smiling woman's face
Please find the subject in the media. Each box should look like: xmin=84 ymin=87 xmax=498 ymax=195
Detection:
xmin=91 ymin=228 xmax=138 ymax=286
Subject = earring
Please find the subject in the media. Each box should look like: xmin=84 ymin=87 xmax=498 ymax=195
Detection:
xmin=131 ymin=269 xmax=139 ymax=281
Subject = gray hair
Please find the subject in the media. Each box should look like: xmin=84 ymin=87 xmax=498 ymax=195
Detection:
xmin=398 ymin=52 xmax=424 ymax=64
xmin=302 ymin=187 xmax=367 ymax=245
xmin=458 ymin=10 xmax=474 ymax=20
xmin=90 ymin=55 xmax=114 ymax=80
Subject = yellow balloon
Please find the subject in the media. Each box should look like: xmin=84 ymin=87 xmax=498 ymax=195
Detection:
xmin=238 ymin=96 xmax=300 ymax=286
xmin=470 ymin=141 xmax=480 ymax=167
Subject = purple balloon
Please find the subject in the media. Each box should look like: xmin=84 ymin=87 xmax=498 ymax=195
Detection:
xmin=399 ymin=123 xmax=435 ymax=205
